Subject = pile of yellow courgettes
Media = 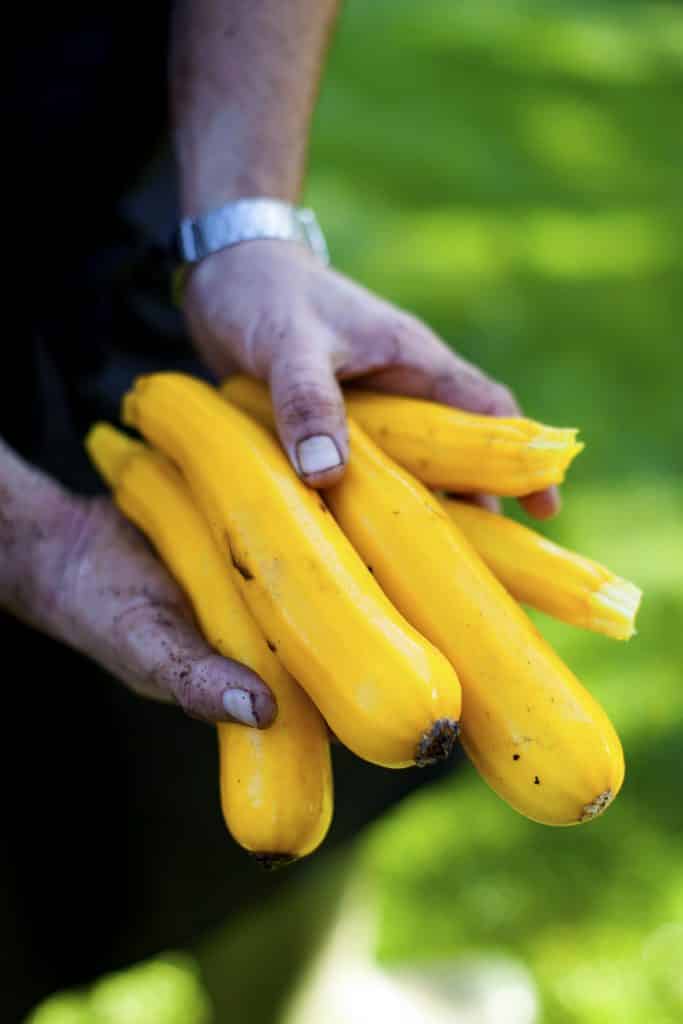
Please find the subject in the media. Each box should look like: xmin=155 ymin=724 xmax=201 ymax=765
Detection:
xmin=86 ymin=373 xmax=641 ymax=867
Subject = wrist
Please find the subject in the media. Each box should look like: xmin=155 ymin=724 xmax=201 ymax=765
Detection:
xmin=174 ymin=197 xmax=329 ymax=267
xmin=177 ymin=148 xmax=300 ymax=221
xmin=174 ymin=110 xmax=304 ymax=219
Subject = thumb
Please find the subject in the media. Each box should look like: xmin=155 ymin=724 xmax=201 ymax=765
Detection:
xmin=37 ymin=498 xmax=277 ymax=728
xmin=108 ymin=597 xmax=275 ymax=727
xmin=0 ymin=443 xmax=277 ymax=728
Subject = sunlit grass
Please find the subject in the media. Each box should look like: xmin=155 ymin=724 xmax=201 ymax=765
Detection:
xmin=367 ymin=0 xmax=683 ymax=84
xmin=518 ymin=97 xmax=644 ymax=184
xmin=339 ymin=205 xmax=676 ymax=289
xmin=24 ymin=955 xmax=212 ymax=1024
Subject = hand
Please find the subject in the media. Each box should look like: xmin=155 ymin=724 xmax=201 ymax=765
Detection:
xmin=183 ymin=240 xmax=559 ymax=518
xmin=0 ymin=442 xmax=276 ymax=727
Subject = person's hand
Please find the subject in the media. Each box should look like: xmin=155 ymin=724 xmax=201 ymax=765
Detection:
xmin=0 ymin=441 xmax=276 ymax=726
xmin=183 ymin=240 xmax=559 ymax=519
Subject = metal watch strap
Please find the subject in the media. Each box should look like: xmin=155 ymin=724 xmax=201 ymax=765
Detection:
xmin=175 ymin=197 xmax=330 ymax=265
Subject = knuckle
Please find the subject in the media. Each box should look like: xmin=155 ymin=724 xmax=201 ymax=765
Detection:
xmin=113 ymin=595 xmax=184 ymax=641
xmin=276 ymin=379 xmax=340 ymax=430
xmin=485 ymin=382 xmax=518 ymax=416
xmin=109 ymin=594 xmax=195 ymax=696
xmin=431 ymin=368 xmax=476 ymax=404
xmin=430 ymin=366 xmax=516 ymax=416
xmin=377 ymin=313 xmax=429 ymax=365
xmin=132 ymin=613 xmax=199 ymax=703
xmin=246 ymin=307 xmax=314 ymax=377
xmin=250 ymin=308 xmax=300 ymax=357
xmin=171 ymin=668 xmax=195 ymax=713
xmin=165 ymin=655 xmax=216 ymax=720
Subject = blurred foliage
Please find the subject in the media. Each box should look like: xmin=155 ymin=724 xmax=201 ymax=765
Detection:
xmin=25 ymin=993 xmax=92 ymax=1024
xmin=25 ymin=954 xmax=211 ymax=1024
xmin=27 ymin=0 xmax=682 ymax=1020
xmin=307 ymin=0 xmax=681 ymax=482
xmin=195 ymin=853 xmax=350 ymax=1024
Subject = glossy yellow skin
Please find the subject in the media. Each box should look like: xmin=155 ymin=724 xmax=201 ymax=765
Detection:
xmin=123 ymin=373 xmax=462 ymax=769
xmin=85 ymin=423 xmax=333 ymax=862
xmin=342 ymin=390 xmax=583 ymax=495
xmin=440 ymin=499 xmax=642 ymax=640
xmin=222 ymin=377 xmax=624 ymax=826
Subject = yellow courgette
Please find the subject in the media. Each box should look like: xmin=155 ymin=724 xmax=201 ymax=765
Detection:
xmin=342 ymin=390 xmax=583 ymax=495
xmin=86 ymin=423 xmax=333 ymax=865
xmin=441 ymin=498 xmax=641 ymax=640
xmin=122 ymin=373 xmax=462 ymax=769
xmin=222 ymin=376 xmax=624 ymax=826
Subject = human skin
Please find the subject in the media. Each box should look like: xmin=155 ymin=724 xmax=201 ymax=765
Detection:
xmin=0 ymin=0 xmax=558 ymax=725
xmin=171 ymin=0 xmax=559 ymax=518
xmin=0 ymin=439 xmax=275 ymax=726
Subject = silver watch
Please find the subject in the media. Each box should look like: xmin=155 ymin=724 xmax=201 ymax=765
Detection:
xmin=174 ymin=197 xmax=330 ymax=265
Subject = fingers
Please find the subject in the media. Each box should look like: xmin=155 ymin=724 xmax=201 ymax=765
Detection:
xmin=269 ymin=343 xmax=349 ymax=489
xmin=351 ymin=313 xmax=563 ymax=519
xmin=460 ymin=493 xmax=503 ymax=515
xmin=264 ymin=309 xmax=564 ymax=516
xmin=111 ymin=598 xmax=275 ymax=727
xmin=458 ymin=489 xmax=560 ymax=520
xmin=31 ymin=496 xmax=277 ymax=728
xmin=185 ymin=238 xmax=567 ymax=514
xmin=519 ymin=486 xmax=562 ymax=520
xmin=353 ymin=313 xmax=522 ymax=417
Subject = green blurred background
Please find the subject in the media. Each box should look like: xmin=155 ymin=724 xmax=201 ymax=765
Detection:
xmin=28 ymin=1 xmax=682 ymax=1021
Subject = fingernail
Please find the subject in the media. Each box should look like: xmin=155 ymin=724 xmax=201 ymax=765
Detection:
xmin=296 ymin=435 xmax=342 ymax=476
xmin=222 ymin=688 xmax=258 ymax=726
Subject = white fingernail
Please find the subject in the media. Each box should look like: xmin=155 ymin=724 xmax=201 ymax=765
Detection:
xmin=222 ymin=689 xmax=258 ymax=726
xmin=296 ymin=435 xmax=342 ymax=476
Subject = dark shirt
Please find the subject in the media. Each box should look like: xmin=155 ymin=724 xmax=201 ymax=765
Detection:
xmin=1 ymin=14 xmax=458 ymax=1019
xmin=4 ymin=5 xmax=183 ymax=484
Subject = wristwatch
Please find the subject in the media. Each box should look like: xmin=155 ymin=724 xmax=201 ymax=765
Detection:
xmin=173 ymin=197 xmax=330 ymax=265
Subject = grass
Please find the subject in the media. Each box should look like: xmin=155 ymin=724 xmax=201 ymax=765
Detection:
xmin=306 ymin=0 xmax=682 ymax=482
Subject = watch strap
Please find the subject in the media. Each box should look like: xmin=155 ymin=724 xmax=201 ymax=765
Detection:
xmin=175 ymin=198 xmax=329 ymax=265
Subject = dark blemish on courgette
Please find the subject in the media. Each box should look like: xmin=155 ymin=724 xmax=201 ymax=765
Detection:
xmin=266 ymin=639 xmax=277 ymax=653
xmin=231 ymin=554 xmax=253 ymax=581
xmin=534 ymin=776 xmax=540 ymax=785
xmin=513 ymin=754 xmax=520 ymax=761
xmin=226 ymin=534 xmax=254 ymax=581
xmin=415 ymin=718 xmax=460 ymax=767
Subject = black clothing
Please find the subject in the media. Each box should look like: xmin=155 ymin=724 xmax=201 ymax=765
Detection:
xmin=2 ymin=12 xmax=459 ymax=1020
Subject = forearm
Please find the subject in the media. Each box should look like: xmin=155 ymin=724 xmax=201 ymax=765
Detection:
xmin=170 ymin=0 xmax=341 ymax=216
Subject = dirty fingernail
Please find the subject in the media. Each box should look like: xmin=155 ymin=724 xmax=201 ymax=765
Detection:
xmin=222 ymin=688 xmax=258 ymax=726
xmin=296 ymin=435 xmax=342 ymax=476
